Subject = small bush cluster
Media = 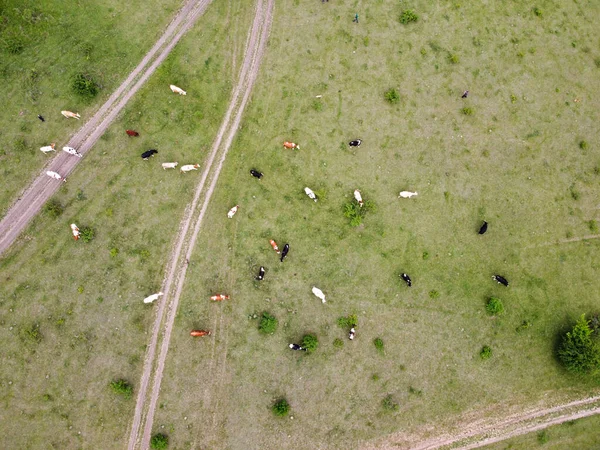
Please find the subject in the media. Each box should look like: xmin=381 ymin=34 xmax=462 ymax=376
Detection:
xmin=448 ymin=53 xmax=459 ymax=64
xmin=4 ymin=36 xmax=25 ymax=54
xmin=384 ymin=88 xmax=400 ymax=104
xmin=72 ymin=73 xmax=99 ymax=99
xmin=399 ymin=10 xmax=418 ymax=24
xmin=258 ymin=312 xmax=278 ymax=334
xmin=80 ymin=226 xmax=95 ymax=243
xmin=579 ymin=140 xmax=588 ymax=150
xmin=558 ymin=314 xmax=600 ymax=374
xmin=533 ymin=7 xmax=543 ymax=17
xmin=110 ymin=379 xmax=133 ymax=399
xmin=21 ymin=323 xmax=42 ymax=344
xmin=43 ymin=199 xmax=64 ymax=218
xmin=516 ymin=320 xmax=532 ymax=332
xmin=486 ymin=297 xmax=504 ymax=315
xmin=382 ymin=394 xmax=399 ymax=411
xmin=374 ymin=337 xmax=384 ymax=353
xmin=344 ymin=199 xmax=375 ymax=227
xmin=337 ymin=314 xmax=358 ymax=329
xmin=461 ymin=107 xmax=473 ymax=116
xmin=480 ymin=345 xmax=492 ymax=360
xmin=150 ymin=433 xmax=169 ymax=449
xmin=302 ymin=334 xmax=319 ymax=353
xmin=272 ymin=398 xmax=290 ymax=417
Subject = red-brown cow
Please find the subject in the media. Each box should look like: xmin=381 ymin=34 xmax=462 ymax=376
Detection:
xmin=126 ymin=130 xmax=139 ymax=137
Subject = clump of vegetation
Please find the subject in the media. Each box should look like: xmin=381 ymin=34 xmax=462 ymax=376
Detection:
xmin=150 ymin=433 xmax=169 ymax=449
xmin=533 ymin=6 xmax=543 ymax=17
xmin=4 ymin=35 xmax=25 ymax=54
xmin=448 ymin=53 xmax=460 ymax=64
xmin=517 ymin=320 xmax=532 ymax=332
xmin=13 ymin=137 xmax=27 ymax=152
xmin=558 ymin=314 xmax=600 ymax=374
xmin=110 ymin=247 xmax=119 ymax=257
xmin=337 ymin=314 xmax=358 ymax=329
xmin=110 ymin=379 xmax=133 ymax=399
xmin=72 ymin=72 xmax=99 ymax=99
xmin=579 ymin=140 xmax=588 ymax=150
xmin=588 ymin=220 xmax=598 ymax=233
xmin=480 ymin=345 xmax=493 ymax=360
xmin=384 ymin=88 xmax=400 ymax=104
xmin=399 ymin=10 xmax=418 ymax=24
xmin=537 ymin=430 xmax=549 ymax=444
xmin=43 ymin=199 xmax=64 ymax=218
xmin=272 ymin=398 xmax=290 ymax=417
xmin=461 ymin=107 xmax=473 ymax=116
xmin=344 ymin=198 xmax=375 ymax=226
xmin=382 ymin=394 xmax=399 ymax=411
xmin=409 ymin=386 xmax=423 ymax=396
xmin=80 ymin=226 xmax=95 ymax=243
xmin=20 ymin=323 xmax=42 ymax=344
xmin=422 ymin=251 xmax=429 ymax=260
xmin=374 ymin=337 xmax=384 ymax=353
xmin=333 ymin=338 xmax=344 ymax=349
xmin=429 ymin=290 xmax=440 ymax=299
xmin=302 ymin=334 xmax=319 ymax=353
xmin=372 ymin=373 xmax=380 ymax=381
xmin=486 ymin=297 xmax=505 ymax=315
xmin=258 ymin=312 xmax=278 ymax=334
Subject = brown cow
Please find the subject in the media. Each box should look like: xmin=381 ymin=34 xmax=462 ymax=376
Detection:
xmin=190 ymin=330 xmax=211 ymax=337
xmin=126 ymin=130 xmax=139 ymax=137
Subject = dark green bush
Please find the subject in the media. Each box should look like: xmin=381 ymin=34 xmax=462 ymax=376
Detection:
xmin=43 ymin=199 xmax=64 ymax=218
xmin=337 ymin=314 xmax=358 ymax=329
xmin=429 ymin=290 xmax=440 ymax=299
xmin=343 ymin=198 xmax=375 ymax=227
xmin=486 ymin=297 xmax=504 ymax=315
xmin=382 ymin=394 xmax=399 ymax=411
xmin=399 ymin=10 xmax=418 ymax=24
xmin=579 ymin=140 xmax=588 ymax=150
xmin=72 ymin=73 xmax=99 ymax=99
xmin=588 ymin=220 xmax=598 ymax=233
xmin=258 ymin=312 xmax=278 ymax=334
xmin=558 ymin=314 xmax=600 ymax=374
xmin=272 ymin=398 xmax=290 ymax=417
xmin=80 ymin=226 xmax=95 ymax=243
xmin=480 ymin=345 xmax=492 ymax=360
xmin=4 ymin=36 xmax=24 ymax=54
xmin=110 ymin=379 xmax=133 ymax=399
xmin=374 ymin=337 xmax=384 ymax=353
xmin=302 ymin=334 xmax=318 ymax=353
xmin=533 ymin=7 xmax=543 ymax=17
xmin=150 ymin=433 xmax=169 ymax=449
xmin=384 ymin=88 xmax=400 ymax=104
xmin=461 ymin=107 xmax=473 ymax=116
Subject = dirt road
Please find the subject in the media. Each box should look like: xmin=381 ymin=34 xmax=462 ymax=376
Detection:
xmin=0 ymin=0 xmax=213 ymax=256
xmin=127 ymin=0 xmax=274 ymax=448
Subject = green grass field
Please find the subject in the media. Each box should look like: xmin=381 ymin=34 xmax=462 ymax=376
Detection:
xmin=1 ymin=0 xmax=599 ymax=449
xmin=0 ymin=0 xmax=183 ymax=215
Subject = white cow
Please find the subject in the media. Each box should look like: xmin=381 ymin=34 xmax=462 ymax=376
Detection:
xmin=61 ymin=110 xmax=80 ymax=119
xmin=180 ymin=164 xmax=200 ymax=173
xmin=162 ymin=162 xmax=178 ymax=170
xmin=304 ymin=187 xmax=317 ymax=202
xmin=46 ymin=171 xmax=66 ymax=182
xmin=62 ymin=146 xmax=82 ymax=158
xmin=312 ymin=286 xmax=326 ymax=303
xmin=227 ymin=205 xmax=239 ymax=219
xmin=143 ymin=292 xmax=164 ymax=304
xmin=399 ymin=191 xmax=418 ymax=198
xmin=40 ymin=143 xmax=56 ymax=153
xmin=169 ymin=85 xmax=186 ymax=95
xmin=354 ymin=189 xmax=363 ymax=207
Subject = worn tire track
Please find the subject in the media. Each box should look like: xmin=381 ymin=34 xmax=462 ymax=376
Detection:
xmin=129 ymin=0 xmax=274 ymax=448
xmin=0 ymin=0 xmax=213 ymax=256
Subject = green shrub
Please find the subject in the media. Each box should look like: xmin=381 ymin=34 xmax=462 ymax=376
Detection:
xmin=110 ymin=247 xmax=119 ymax=257
xmin=337 ymin=314 xmax=358 ymax=329
xmin=588 ymin=220 xmax=598 ymax=233
xmin=461 ymin=107 xmax=473 ymax=116
xmin=422 ymin=251 xmax=429 ymax=260
xmin=258 ymin=312 xmax=278 ymax=334
xmin=150 ymin=433 xmax=169 ymax=449
xmin=486 ymin=297 xmax=504 ymax=315
xmin=516 ymin=320 xmax=532 ymax=332
xmin=429 ymin=290 xmax=440 ymax=299
xmin=4 ymin=36 xmax=25 ymax=54
xmin=72 ymin=73 xmax=99 ymax=99
xmin=382 ymin=394 xmax=399 ymax=411
xmin=374 ymin=337 xmax=384 ymax=353
xmin=384 ymin=88 xmax=400 ymax=104
xmin=399 ymin=10 xmax=418 ymax=24
xmin=43 ymin=199 xmax=64 ymax=218
xmin=343 ymin=198 xmax=375 ymax=227
xmin=533 ymin=6 xmax=543 ymax=17
xmin=372 ymin=373 xmax=380 ymax=381
xmin=537 ymin=430 xmax=549 ymax=444
xmin=80 ymin=226 xmax=95 ymax=243
xmin=77 ymin=285 xmax=84 ymax=294
xmin=110 ymin=379 xmax=133 ymax=399
xmin=579 ymin=140 xmax=588 ymax=150
xmin=448 ymin=53 xmax=459 ymax=64
xmin=20 ymin=323 xmax=42 ymax=344
xmin=272 ymin=398 xmax=290 ymax=417
xmin=480 ymin=345 xmax=492 ymax=360
xmin=333 ymin=338 xmax=344 ymax=349
xmin=558 ymin=314 xmax=600 ymax=374
xmin=302 ymin=334 xmax=319 ymax=353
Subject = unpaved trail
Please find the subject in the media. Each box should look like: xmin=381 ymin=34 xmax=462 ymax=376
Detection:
xmin=0 ymin=0 xmax=213 ymax=256
xmin=526 ymin=233 xmax=600 ymax=249
xmin=369 ymin=394 xmax=600 ymax=449
xmin=128 ymin=0 xmax=274 ymax=448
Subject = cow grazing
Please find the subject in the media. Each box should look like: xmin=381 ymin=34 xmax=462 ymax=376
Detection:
xmin=478 ymin=221 xmax=488 ymax=235
xmin=349 ymin=139 xmax=362 ymax=147
xmin=126 ymin=130 xmax=139 ymax=137
xmin=312 ymin=286 xmax=326 ymax=303
xmin=256 ymin=266 xmax=265 ymax=281
xmin=62 ymin=146 xmax=82 ymax=158
xmin=70 ymin=223 xmax=80 ymax=240
xmin=304 ymin=187 xmax=317 ymax=202
xmin=190 ymin=330 xmax=211 ymax=337
xmin=61 ymin=110 xmax=80 ymax=119
xmin=38 ymin=115 xmax=45 ymax=122
xmin=141 ymin=149 xmax=158 ymax=160
xmin=169 ymin=84 xmax=187 ymax=95
xmin=46 ymin=171 xmax=66 ymax=182
xmin=354 ymin=189 xmax=364 ymax=207
xmin=462 ymin=90 xmax=469 ymax=98
xmin=401 ymin=273 xmax=412 ymax=287
xmin=349 ymin=328 xmax=356 ymax=340
xmin=280 ymin=243 xmax=290 ymax=262
xmin=227 ymin=205 xmax=239 ymax=219
xmin=283 ymin=141 xmax=300 ymax=150
xmin=210 ymin=294 xmax=230 ymax=301
xmin=162 ymin=162 xmax=178 ymax=170
xmin=180 ymin=164 xmax=200 ymax=172
xmin=250 ymin=169 xmax=263 ymax=179
xmin=399 ymin=191 xmax=418 ymax=198
xmin=143 ymin=292 xmax=164 ymax=304
xmin=289 ymin=343 xmax=307 ymax=351
xmin=492 ymin=275 xmax=509 ymax=287
xmin=269 ymin=239 xmax=280 ymax=254
xmin=40 ymin=143 xmax=56 ymax=153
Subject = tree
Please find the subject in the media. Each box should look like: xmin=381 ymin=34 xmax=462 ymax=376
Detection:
xmin=558 ymin=314 xmax=600 ymax=374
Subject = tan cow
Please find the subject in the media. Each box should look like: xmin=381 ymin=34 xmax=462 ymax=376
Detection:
xmin=180 ymin=164 xmax=200 ymax=173
xmin=169 ymin=85 xmax=186 ymax=95
xmin=61 ymin=110 xmax=80 ymax=119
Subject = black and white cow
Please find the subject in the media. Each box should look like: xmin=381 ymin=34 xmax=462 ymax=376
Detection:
xmin=280 ymin=244 xmax=289 ymax=262
xmin=401 ymin=273 xmax=412 ymax=287
xmin=492 ymin=275 xmax=509 ymax=287
xmin=250 ymin=169 xmax=263 ymax=179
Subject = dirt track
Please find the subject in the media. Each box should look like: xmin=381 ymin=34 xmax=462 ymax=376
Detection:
xmin=127 ymin=0 xmax=274 ymax=448
xmin=0 ymin=0 xmax=213 ymax=256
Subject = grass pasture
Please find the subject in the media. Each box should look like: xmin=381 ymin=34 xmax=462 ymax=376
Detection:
xmin=0 ymin=0 xmax=253 ymax=447
xmin=0 ymin=0 xmax=183 ymax=215
xmin=150 ymin=0 xmax=600 ymax=448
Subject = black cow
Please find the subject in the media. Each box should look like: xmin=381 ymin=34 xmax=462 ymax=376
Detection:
xmin=401 ymin=273 xmax=412 ymax=287
xmin=289 ymin=343 xmax=307 ymax=351
xmin=492 ymin=275 xmax=509 ymax=287
xmin=37 ymin=115 xmax=45 ymax=122
xmin=250 ymin=169 xmax=263 ymax=179
xmin=462 ymin=90 xmax=469 ymax=98
xmin=141 ymin=149 xmax=158 ymax=160
xmin=479 ymin=221 xmax=488 ymax=235
xmin=256 ymin=266 xmax=265 ymax=281
xmin=280 ymin=244 xmax=289 ymax=262
xmin=349 ymin=139 xmax=362 ymax=147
